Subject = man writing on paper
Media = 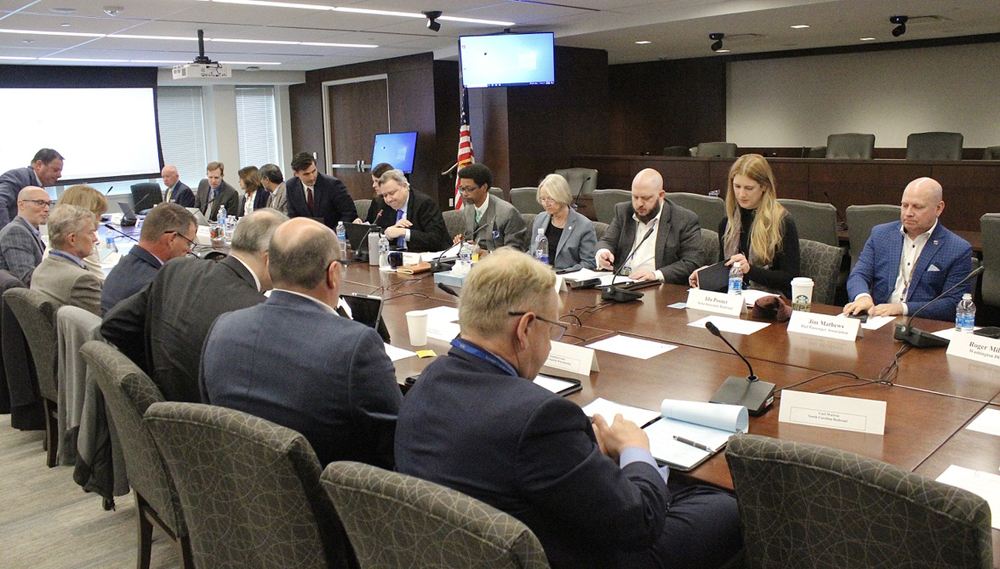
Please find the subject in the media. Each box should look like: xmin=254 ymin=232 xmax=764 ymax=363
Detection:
xmin=843 ymin=177 xmax=972 ymax=321
xmin=453 ymin=163 xmax=528 ymax=252
xmin=395 ymin=248 xmax=741 ymax=569
xmin=595 ymin=168 xmax=701 ymax=283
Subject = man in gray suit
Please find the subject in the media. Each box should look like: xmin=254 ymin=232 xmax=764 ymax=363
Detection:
xmin=30 ymin=204 xmax=101 ymax=316
xmin=0 ymin=148 xmax=64 ymax=229
xmin=596 ymin=168 xmax=701 ymax=283
xmin=0 ymin=187 xmax=51 ymax=284
xmin=195 ymin=161 xmax=240 ymax=222
xmin=259 ymin=163 xmax=288 ymax=213
xmin=454 ymin=163 xmax=528 ymax=252
xmin=200 ymin=217 xmax=402 ymax=468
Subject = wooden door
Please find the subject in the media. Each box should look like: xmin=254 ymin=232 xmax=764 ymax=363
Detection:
xmin=327 ymin=79 xmax=389 ymax=200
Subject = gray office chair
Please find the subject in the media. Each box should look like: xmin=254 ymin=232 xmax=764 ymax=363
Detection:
xmin=353 ymin=199 xmax=371 ymax=221
xmin=510 ymin=187 xmax=543 ymax=215
xmin=845 ymin=204 xmax=900 ymax=268
xmin=825 ymin=133 xmax=875 ymax=160
xmin=593 ymin=222 xmax=609 ymax=243
xmin=980 ymin=214 xmax=1000 ymax=307
xmin=906 ymin=132 xmax=964 ymax=161
xmin=777 ymin=199 xmax=839 ymax=247
xmin=983 ymin=146 xmax=1000 ymax=160
xmin=662 ymin=146 xmax=691 ymax=157
xmin=489 ymin=187 xmax=505 ymax=201
xmin=797 ymin=239 xmax=843 ymax=305
xmin=442 ymin=209 xmax=465 ymax=240
xmin=700 ymin=228 xmax=720 ymax=265
xmin=664 ymin=192 xmax=727 ymax=234
xmin=592 ymin=189 xmax=630 ymax=224
xmin=554 ymin=168 xmax=597 ymax=199
xmin=727 ymin=434 xmax=993 ymax=569
xmin=696 ymin=142 xmax=737 ymax=158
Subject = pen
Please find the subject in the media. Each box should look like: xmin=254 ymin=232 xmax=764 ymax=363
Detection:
xmin=673 ymin=436 xmax=714 ymax=453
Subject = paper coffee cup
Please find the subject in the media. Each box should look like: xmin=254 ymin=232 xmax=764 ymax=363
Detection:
xmin=791 ymin=277 xmax=814 ymax=311
xmin=406 ymin=310 xmax=428 ymax=346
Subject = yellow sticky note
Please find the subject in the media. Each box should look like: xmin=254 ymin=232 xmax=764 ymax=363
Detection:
xmin=416 ymin=350 xmax=437 ymax=358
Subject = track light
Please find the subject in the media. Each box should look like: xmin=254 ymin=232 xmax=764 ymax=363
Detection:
xmin=709 ymin=32 xmax=724 ymax=52
xmin=424 ymin=11 xmax=442 ymax=32
xmin=890 ymin=15 xmax=907 ymax=37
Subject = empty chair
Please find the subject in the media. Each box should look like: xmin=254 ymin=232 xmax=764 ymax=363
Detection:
xmin=777 ymin=199 xmax=838 ymax=247
xmin=981 ymin=213 xmax=1000 ymax=307
xmin=662 ymin=146 xmax=691 ymax=157
xmin=664 ymin=192 xmax=727 ymax=234
xmin=130 ymin=182 xmax=164 ymax=214
xmin=592 ymin=189 xmax=631 ymax=224
xmin=983 ymin=146 xmax=1000 ymax=160
xmin=593 ymin=221 xmax=609 ymax=242
xmin=797 ymin=239 xmax=843 ymax=305
xmin=696 ymin=142 xmax=737 ymax=158
xmin=441 ymin=209 xmax=464 ymax=240
xmin=553 ymin=168 xmax=597 ymax=198
xmin=353 ymin=199 xmax=371 ymax=222
xmin=488 ymin=187 xmax=505 ymax=201
xmin=906 ymin=132 xmax=964 ymax=161
xmin=700 ymin=228 xmax=720 ymax=265
xmin=82 ymin=341 xmax=193 ymax=569
xmin=144 ymin=401 xmax=352 ymax=569
xmin=727 ymin=434 xmax=993 ymax=569
xmin=825 ymin=133 xmax=875 ymax=160
xmin=510 ymin=187 xmax=543 ymax=215
xmin=806 ymin=146 xmax=827 ymax=158
xmin=845 ymin=204 xmax=900 ymax=268
xmin=322 ymin=461 xmax=550 ymax=569
xmin=0 ymin=270 xmax=42 ymax=430
xmin=520 ymin=213 xmax=536 ymax=231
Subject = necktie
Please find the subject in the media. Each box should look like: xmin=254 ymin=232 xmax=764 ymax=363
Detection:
xmin=306 ymin=186 xmax=314 ymax=214
xmin=475 ymin=209 xmax=482 ymax=224
xmin=165 ymin=185 xmax=173 ymax=202
xmin=396 ymin=209 xmax=405 ymax=249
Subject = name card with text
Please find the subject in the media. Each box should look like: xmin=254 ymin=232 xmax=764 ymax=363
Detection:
xmin=947 ymin=333 xmax=1000 ymax=367
xmin=686 ymin=289 xmax=744 ymax=317
xmin=541 ymin=341 xmax=599 ymax=381
xmin=779 ymin=390 xmax=886 ymax=435
xmin=787 ymin=311 xmax=860 ymax=342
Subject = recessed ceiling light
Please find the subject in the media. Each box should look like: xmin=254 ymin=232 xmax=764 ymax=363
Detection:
xmin=716 ymin=49 xmax=730 ymax=53
xmin=635 ymin=40 xmax=651 ymax=45
xmin=49 ymin=7 xmax=77 ymax=14
xmin=22 ymin=39 xmax=34 ymax=44
xmin=60 ymin=23 xmax=71 ymax=27
xmin=860 ymin=37 xmax=876 ymax=41
xmin=790 ymin=24 xmax=809 ymax=29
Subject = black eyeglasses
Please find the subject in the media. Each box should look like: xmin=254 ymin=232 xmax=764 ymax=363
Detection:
xmin=165 ymin=230 xmax=197 ymax=250
xmin=508 ymin=311 xmax=567 ymax=341
xmin=24 ymin=199 xmax=55 ymax=207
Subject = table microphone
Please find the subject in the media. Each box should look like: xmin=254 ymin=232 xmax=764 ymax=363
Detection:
xmin=893 ymin=265 xmax=983 ymax=348
xmin=705 ymin=321 xmax=775 ymax=416
xmin=121 ymin=191 xmax=154 ymax=227
xmin=103 ymin=223 xmax=139 ymax=243
xmin=437 ymin=282 xmax=461 ymax=298
xmin=352 ymin=210 xmax=382 ymax=263
xmin=570 ymin=175 xmax=592 ymax=211
xmin=601 ymin=225 xmax=655 ymax=303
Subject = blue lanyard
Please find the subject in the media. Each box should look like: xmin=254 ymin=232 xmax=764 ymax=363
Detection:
xmin=450 ymin=338 xmax=519 ymax=378
xmin=49 ymin=250 xmax=85 ymax=269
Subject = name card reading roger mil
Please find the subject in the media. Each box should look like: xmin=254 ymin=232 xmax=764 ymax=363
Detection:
xmin=947 ymin=333 xmax=1000 ymax=367
xmin=686 ymin=289 xmax=744 ymax=317
xmin=787 ymin=311 xmax=860 ymax=341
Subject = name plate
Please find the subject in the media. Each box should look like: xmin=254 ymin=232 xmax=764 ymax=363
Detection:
xmin=779 ymin=390 xmax=886 ymax=435
xmin=787 ymin=311 xmax=860 ymax=342
xmin=685 ymin=289 xmax=744 ymax=317
xmin=947 ymin=333 xmax=1000 ymax=367
xmin=541 ymin=341 xmax=599 ymax=382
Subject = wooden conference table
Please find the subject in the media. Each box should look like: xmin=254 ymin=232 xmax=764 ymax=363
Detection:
xmin=338 ymin=261 xmax=999 ymax=562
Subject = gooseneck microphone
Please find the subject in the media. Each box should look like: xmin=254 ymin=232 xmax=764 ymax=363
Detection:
xmin=121 ymin=191 xmax=155 ymax=227
xmin=352 ymin=210 xmax=383 ymax=263
xmin=437 ymin=282 xmax=461 ymax=298
xmin=893 ymin=265 xmax=984 ymax=348
xmin=705 ymin=321 xmax=775 ymax=416
xmin=821 ymin=189 xmax=847 ymax=231
xmin=601 ymin=225 xmax=655 ymax=303
xmin=570 ymin=175 xmax=592 ymax=211
xmin=103 ymin=223 xmax=139 ymax=243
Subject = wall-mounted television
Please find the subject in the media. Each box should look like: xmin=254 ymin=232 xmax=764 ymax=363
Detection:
xmin=371 ymin=131 xmax=418 ymax=174
xmin=459 ymin=32 xmax=555 ymax=89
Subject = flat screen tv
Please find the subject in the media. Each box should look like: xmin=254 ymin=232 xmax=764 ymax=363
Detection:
xmin=459 ymin=32 xmax=555 ymax=88
xmin=371 ymin=131 xmax=418 ymax=174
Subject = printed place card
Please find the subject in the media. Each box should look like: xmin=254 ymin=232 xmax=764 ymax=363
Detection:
xmin=779 ymin=390 xmax=886 ymax=435
xmin=787 ymin=311 xmax=860 ymax=341
xmin=946 ymin=333 xmax=1000 ymax=367
xmin=541 ymin=341 xmax=599 ymax=381
xmin=686 ymin=289 xmax=744 ymax=317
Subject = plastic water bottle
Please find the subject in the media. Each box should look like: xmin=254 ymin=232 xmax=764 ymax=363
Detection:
xmin=955 ymin=293 xmax=976 ymax=332
xmin=378 ymin=233 xmax=390 ymax=270
xmin=105 ymin=236 xmax=118 ymax=254
xmin=218 ymin=204 xmax=226 ymax=225
xmin=728 ymin=264 xmax=743 ymax=295
xmin=534 ymin=228 xmax=549 ymax=264
xmin=336 ymin=221 xmax=348 ymax=259
xmin=455 ymin=241 xmax=473 ymax=276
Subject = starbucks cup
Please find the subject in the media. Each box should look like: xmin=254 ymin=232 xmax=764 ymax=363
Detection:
xmin=791 ymin=277 xmax=814 ymax=311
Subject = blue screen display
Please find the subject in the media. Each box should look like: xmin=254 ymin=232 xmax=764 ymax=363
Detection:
xmin=371 ymin=131 xmax=418 ymax=174
xmin=459 ymin=32 xmax=555 ymax=89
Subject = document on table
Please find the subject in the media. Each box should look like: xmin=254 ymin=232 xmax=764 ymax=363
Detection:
xmin=383 ymin=343 xmax=416 ymax=362
xmin=424 ymin=306 xmax=461 ymax=342
xmin=834 ymin=313 xmax=896 ymax=331
xmin=741 ymin=289 xmax=779 ymax=306
xmin=932 ymin=326 xmax=981 ymax=341
xmin=967 ymin=408 xmax=1000 ymax=437
xmin=560 ymin=268 xmax=604 ymax=282
xmin=586 ymin=335 xmax=677 ymax=360
xmin=936 ymin=465 xmax=1000 ymax=530
xmin=687 ymin=315 xmax=770 ymax=335
xmin=419 ymin=243 xmax=461 ymax=263
xmin=581 ymin=398 xmax=661 ymax=428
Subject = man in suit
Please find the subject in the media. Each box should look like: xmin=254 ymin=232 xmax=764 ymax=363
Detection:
xmin=453 ymin=163 xmax=528 ymax=252
xmin=161 ymin=164 xmax=195 ymax=207
xmin=30 ymin=204 xmax=101 ymax=316
xmin=195 ymin=161 xmax=240 ymax=222
xmin=0 ymin=187 xmax=51 ymax=284
xmin=259 ymin=163 xmax=288 ymax=213
xmin=285 ymin=152 xmax=357 ymax=229
xmin=596 ymin=168 xmax=701 ymax=283
xmin=395 ymin=249 xmax=742 ymax=569
xmin=373 ymin=169 xmax=450 ymax=252
xmin=0 ymin=148 xmax=64 ymax=229
xmin=101 ymin=203 xmax=197 ymax=314
xmin=101 ymin=208 xmax=287 ymax=402
xmin=844 ymin=177 xmax=972 ymax=321
xmin=201 ymin=217 xmax=402 ymax=468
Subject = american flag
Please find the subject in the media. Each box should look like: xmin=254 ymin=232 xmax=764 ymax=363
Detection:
xmin=454 ymin=87 xmax=475 ymax=209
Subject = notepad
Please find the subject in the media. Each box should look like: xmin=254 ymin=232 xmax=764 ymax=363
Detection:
xmin=643 ymin=399 xmax=748 ymax=471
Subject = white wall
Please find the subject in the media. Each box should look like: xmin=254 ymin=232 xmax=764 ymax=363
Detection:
xmin=727 ymin=42 xmax=1000 ymax=148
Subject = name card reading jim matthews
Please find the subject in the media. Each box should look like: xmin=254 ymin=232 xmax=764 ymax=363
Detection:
xmin=778 ymin=390 xmax=886 ymax=435
xmin=786 ymin=311 xmax=860 ymax=342
xmin=947 ymin=333 xmax=1000 ymax=367
xmin=686 ymin=289 xmax=744 ymax=317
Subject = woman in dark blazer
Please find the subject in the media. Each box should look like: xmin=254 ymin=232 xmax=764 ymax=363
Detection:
xmin=238 ymin=166 xmax=268 ymax=218
xmin=529 ymin=174 xmax=597 ymax=271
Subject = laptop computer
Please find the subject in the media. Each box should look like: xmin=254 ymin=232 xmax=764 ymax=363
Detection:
xmin=119 ymin=202 xmax=138 ymax=226
xmin=345 ymin=222 xmax=378 ymax=251
xmin=186 ymin=207 xmax=210 ymax=226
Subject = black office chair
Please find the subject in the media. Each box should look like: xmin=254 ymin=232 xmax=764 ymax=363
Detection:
xmin=130 ymin=183 xmax=164 ymax=215
xmin=825 ymin=133 xmax=875 ymax=160
xmin=905 ymin=132 xmax=963 ymax=161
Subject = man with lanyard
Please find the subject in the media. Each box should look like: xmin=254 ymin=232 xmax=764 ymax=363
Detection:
xmin=30 ymin=204 xmax=101 ymax=316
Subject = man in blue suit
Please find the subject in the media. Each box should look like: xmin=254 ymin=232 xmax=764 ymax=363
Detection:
xmin=161 ymin=165 xmax=195 ymax=207
xmin=0 ymin=148 xmax=64 ymax=229
xmin=845 ymin=177 xmax=972 ymax=321
xmin=200 ymin=217 xmax=402 ymax=469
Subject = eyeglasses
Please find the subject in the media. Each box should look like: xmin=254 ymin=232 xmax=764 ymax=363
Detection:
xmin=538 ymin=197 xmax=556 ymax=205
xmin=166 ymin=230 xmax=197 ymax=250
xmin=508 ymin=311 xmax=567 ymax=341
xmin=458 ymin=185 xmax=480 ymax=194
xmin=23 ymin=199 xmax=55 ymax=207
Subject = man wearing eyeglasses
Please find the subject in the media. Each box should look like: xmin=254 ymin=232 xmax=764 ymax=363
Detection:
xmin=201 ymin=217 xmax=401 ymax=473
xmin=0 ymin=187 xmax=52 ymax=285
xmin=453 ymin=163 xmax=528 ymax=252
xmin=31 ymin=204 xmax=101 ymax=316
xmin=101 ymin=203 xmax=197 ymax=314
xmin=373 ymin=169 xmax=450 ymax=252
xmin=396 ymin=248 xmax=742 ymax=569
xmin=0 ymin=148 xmax=64 ymax=230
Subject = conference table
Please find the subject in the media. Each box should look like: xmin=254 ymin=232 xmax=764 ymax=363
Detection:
xmin=339 ymin=259 xmax=999 ymax=563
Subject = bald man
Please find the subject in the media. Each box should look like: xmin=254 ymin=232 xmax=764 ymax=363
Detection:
xmin=161 ymin=164 xmax=195 ymax=207
xmin=844 ymin=177 xmax=972 ymax=321
xmin=0 ymin=187 xmax=52 ymax=284
xmin=595 ymin=168 xmax=701 ymax=283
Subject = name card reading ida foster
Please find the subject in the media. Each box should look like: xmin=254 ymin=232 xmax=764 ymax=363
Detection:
xmin=786 ymin=311 xmax=860 ymax=341
xmin=686 ymin=289 xmax=744 ymax=317
xmin=947 ymin=333 xmax=1000 ymax=367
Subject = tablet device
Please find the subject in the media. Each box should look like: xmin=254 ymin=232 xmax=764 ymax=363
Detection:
xmin=341 ymin=293 xmax=390 ymax=343
xmin=696 ymin=261 xmax=730 ymax=293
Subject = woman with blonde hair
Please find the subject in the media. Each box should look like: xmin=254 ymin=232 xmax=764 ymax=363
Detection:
xmin=53 ymin=184 xmax=108 ymax=280
xmin=529 ymin=173 xmax=597 ymax=270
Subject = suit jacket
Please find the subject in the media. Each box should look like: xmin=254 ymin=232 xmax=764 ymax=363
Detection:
xmin=847 ymin=221 xmax=972 ymax=321
xmin=165 ymin=181 xmax=195 ymax=207
xmin=266 ymin=182 xmax=288 ymax=213
xmin=195 ymin=179 xmax=240 ymax=222
xmin=100 ymin=245 xmax=161 ymax=315
xmin=101 ymin=255 xmax=266 ymax=403
xmin=0 ymin=216 xmax=45 ymax=285
xmin=286 ymin=172 xmax=358 ymax=229
xmin=200 ymin=291 xmax=402 ymax=468
xmin=0 ymin=167 xmax=38 ymax=228
xmin=395 ymin=345 xmax=671 ymax=569
xmin=462 ymin=196 xmax=529 ymax=252
xmin=30 ymin=253 xmax=102 ymax=316
xmin=598 ymin=200 xmax=701 ymax=284
xmin=373 ymin=189 xmax=450 ymax=252
xmin=530 ymin=209 xmax=598 ymax=271
xmin=240 ymin=188 xmax=269 ymax=216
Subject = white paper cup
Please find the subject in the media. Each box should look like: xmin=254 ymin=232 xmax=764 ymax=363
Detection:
xmin=791 ymin=277 xmax=814 ymax=311
xmin=406 ymin=310 xmax=428 ymax=346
